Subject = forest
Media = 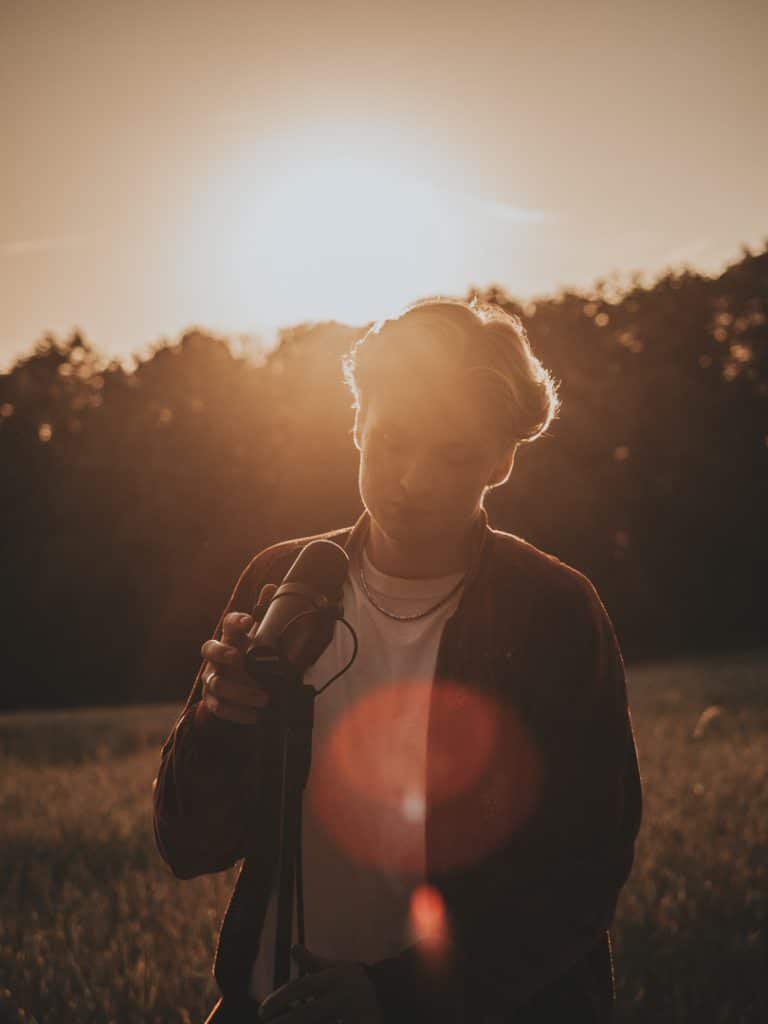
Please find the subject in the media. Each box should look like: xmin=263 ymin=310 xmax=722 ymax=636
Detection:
xmin=2 ymin=246 xmax=766 ymax=710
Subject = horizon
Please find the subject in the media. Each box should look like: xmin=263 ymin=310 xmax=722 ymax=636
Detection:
xmin=4 ymin=240 xmax=764 ymax=375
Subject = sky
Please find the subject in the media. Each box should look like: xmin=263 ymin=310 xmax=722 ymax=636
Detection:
xmin=2 ymin=0 xmax=766 ymax=369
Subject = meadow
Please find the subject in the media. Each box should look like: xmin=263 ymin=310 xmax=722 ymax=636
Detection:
xmin=1 ymin=652 xmax=766 ymax=1023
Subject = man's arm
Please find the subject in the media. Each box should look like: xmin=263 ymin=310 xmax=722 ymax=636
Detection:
xmin=152 ymin=552 xmax=282 ymax=879
xmin=363 ymin=574 xmax=643 ymax=1022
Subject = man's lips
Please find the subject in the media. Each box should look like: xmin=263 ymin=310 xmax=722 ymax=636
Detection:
xmin=388 ymin=503 xmax=431 ymax=517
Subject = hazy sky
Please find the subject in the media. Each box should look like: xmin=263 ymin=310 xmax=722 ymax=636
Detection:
xmin=2 ymin=0 xmax=766 ymax=368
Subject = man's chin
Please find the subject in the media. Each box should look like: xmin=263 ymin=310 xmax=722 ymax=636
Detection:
xmin=378 ymin=511 xmax=438 ymax=543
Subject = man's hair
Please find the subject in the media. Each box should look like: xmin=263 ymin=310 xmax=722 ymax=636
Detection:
xmin=342 ymin=297 xmax=561 ymax=451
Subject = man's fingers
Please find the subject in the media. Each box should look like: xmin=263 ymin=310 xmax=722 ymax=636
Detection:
xmin=200 ymin=639 xmax=241 ymax=666
xmin=221 ymin=611 xmax=255 ymax=647
xmin=203 ymin=692 xmax=269 ymax=723
xmin=207 ymin=675 xmax=269 ymax=708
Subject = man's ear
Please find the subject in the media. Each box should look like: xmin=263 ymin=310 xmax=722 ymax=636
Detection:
xmin=488 ymin=445 xmax=517 ymax=488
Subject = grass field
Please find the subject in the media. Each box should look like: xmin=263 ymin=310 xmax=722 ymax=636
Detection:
xmin=1 ymin=651 xmax=766 ymax=1023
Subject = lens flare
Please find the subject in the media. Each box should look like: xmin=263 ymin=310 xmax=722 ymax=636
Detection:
xmin=307 ymin=678 xmax=542 ymax=874
xmin=408 ymin=884 xmax=451 ymax=964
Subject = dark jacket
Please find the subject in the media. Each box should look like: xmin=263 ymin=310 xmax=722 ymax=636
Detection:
xmin=153 ymin=509 xmax=642 ymax=1023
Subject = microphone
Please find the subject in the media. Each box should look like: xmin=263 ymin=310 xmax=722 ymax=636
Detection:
xmin=244 ymin=540 xmax=349 ymax=695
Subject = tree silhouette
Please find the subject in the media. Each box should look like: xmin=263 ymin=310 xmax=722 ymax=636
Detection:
xmin=1 ymin=246 xmax=765 ymax=710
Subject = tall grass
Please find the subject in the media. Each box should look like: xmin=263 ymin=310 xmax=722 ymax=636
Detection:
xmin=1 ymin=654 xmax=766 ymax=1023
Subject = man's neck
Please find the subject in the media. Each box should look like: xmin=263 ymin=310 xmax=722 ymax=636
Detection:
xmin=364 ymin=516 xmax=480 ymax=579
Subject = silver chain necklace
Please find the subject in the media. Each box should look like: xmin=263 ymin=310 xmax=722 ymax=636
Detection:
xmin=358 ymin=557 xmax=466 ymax=622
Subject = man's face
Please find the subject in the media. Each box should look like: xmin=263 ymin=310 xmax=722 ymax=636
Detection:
xmin=356 ymin=379 xmax=514 ymax=549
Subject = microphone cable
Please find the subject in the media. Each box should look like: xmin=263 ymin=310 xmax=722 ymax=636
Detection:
xmin=271 ymin=607 xmax=359 ymax=697
xmin=313 ymin=616 xmax=359 ymax=696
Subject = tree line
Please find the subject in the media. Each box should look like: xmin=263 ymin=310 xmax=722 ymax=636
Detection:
xmin=1 ymin=246 xmax=766 ymax=710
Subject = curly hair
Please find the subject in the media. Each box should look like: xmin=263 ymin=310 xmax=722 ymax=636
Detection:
xmin=342 ymin=296 xmax=561 ymax=451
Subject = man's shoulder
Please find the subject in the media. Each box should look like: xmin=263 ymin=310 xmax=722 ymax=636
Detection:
xmin=488 ymin=528 xmax=619 ymax=658
xmin=488 ymin=527 xmax=603 ymax=611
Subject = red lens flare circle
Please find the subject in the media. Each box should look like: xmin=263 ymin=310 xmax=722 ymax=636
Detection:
xmin=307 ymin=678 xmax=542 ymax=874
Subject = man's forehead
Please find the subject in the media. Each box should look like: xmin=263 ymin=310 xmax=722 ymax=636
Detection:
xmin=366 ymin=381 xmax=494 ymax=443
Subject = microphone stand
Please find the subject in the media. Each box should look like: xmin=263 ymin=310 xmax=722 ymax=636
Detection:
xmin=203 ymin=544 xmax=353 ymax=1024
xmin=202 ymin=662 xmax=316 ymax=1024
xmin=269 ymin=663 xmax=315 ymax=990
xmin=246 ymin=588 xmax=348 ymax=994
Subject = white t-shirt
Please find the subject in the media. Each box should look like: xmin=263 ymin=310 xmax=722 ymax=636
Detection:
xmin=250 ymin=545 xmax=465 ymax=1000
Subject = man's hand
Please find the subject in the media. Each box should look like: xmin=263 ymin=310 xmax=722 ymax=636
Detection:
xmin=257 ymin=944 xmax=383 ymax=1024
xmin=199 ymin=585 xmax=277 ymax=724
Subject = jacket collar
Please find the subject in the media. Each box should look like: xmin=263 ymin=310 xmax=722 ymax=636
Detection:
xmin=340 ymin=506 xmax=494 ymax=595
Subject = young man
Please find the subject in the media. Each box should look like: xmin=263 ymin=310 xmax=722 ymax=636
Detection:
xmin=153 ymin=298 xmax=643 ymax=1024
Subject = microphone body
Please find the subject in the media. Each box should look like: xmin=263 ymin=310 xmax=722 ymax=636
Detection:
xmin=244 ymin=540 xmax=348 ymax=698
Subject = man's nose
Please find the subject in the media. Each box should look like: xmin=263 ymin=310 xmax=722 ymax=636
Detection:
xmin=398 ymin=455 xmax=438 ymax=501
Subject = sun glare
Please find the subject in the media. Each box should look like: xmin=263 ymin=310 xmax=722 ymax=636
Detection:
xmin=185 ymin=134 xmax=537 ymax=330
xmin=237 ymin=157 xmax=470 ymax=321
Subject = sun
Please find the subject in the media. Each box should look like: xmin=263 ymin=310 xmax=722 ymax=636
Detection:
xmin=181 ymin=130 xmax=537 ymax=331
xmin=235 ymin=156 xmax=471 ymax=322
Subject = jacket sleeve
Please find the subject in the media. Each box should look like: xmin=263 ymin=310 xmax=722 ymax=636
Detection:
xmin=152 ymin=550 xmax=283 ymax=880
xmin=363 ymin=574 xmax=643 ymax=1022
